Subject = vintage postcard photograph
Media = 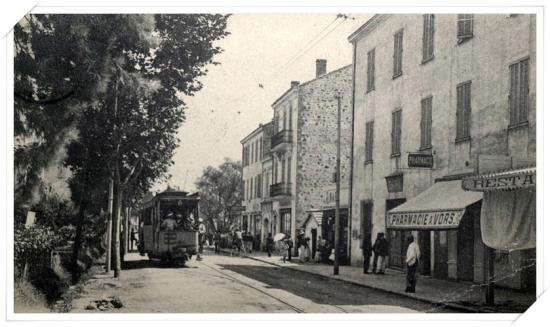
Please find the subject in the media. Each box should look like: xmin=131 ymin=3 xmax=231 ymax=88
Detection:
xmin=5 ymin=1 xmax=546 ymax=325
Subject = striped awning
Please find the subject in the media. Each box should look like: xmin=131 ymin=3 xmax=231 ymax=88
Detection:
xmin=299 ymin=211 xmax=323 ymax=229
xmin=387 ymin=180 xmax=483 ymax=229
xmin=462 ymin=167 xmax=536 ymax=192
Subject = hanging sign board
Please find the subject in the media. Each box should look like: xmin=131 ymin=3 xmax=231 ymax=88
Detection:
xmin=408 ymin=153 xmax=434 ymax=168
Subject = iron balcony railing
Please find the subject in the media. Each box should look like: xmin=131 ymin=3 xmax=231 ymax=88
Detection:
xmin=270 ymin=182 xmax=292 ymax=197
xmin=271 ymin=129 xmax=293 ymax=148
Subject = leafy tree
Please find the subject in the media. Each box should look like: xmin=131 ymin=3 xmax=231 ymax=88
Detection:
xmin=57 ymin=14 xmax=230 ymax=277
xmin=195 ymin=159 xmax=243 ymax=233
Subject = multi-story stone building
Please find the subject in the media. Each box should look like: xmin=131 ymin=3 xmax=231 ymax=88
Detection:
xmin=241 ymin=122 xmax=273 ymax=249
xmin=268 ymin=60 xmax=353 ymax=259
xmin=348 ymin=14 xmax=535 ymax=291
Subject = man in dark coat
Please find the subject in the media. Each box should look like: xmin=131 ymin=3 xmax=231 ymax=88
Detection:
xmin=362 ymin=234 xmax=373 ymax=274
xmin=373 ymin=232 xmax=390 ymax=274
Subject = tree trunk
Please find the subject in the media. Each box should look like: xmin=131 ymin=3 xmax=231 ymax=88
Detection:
xmin=113 ymin=185 xmax=123 ymax=277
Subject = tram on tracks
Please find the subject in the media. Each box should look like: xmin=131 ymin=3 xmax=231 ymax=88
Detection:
xmin=138 ymin=188 xmax=200 ymax=265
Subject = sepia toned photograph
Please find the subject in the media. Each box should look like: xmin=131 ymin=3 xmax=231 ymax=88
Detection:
xmin=10 ymin=4 xmax=540 ymax=319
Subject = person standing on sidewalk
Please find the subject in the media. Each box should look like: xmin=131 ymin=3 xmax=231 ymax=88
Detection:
xmin=362 ymin=234 xmax=373 ymax=274
xmin=197 ymin=218 xmax=207 ymax=261
xmin=297 ymin=229 xmax=306 ymax=263
xmin=213 ymin=231 xmax=222 ymax=254
xmin=405 ymin=234 xmax=421 ymax=293
xmin=373 ymin=232 xmax=389 ymax=274
xmin=266 ymin=233 xmax=274 ymax=258
xmin=285 ymin=235 xmax=293 ymax=262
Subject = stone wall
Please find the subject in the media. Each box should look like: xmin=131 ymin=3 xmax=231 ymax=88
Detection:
xmin=295 ymin=65 xmax=353 ymax=229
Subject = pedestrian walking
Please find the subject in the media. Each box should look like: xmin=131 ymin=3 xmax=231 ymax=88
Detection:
xmin=372 ymin=232 xmax=389 ymax=274
xmin=405 ymin=234 xmax=421 ymax=293
xmin=213 ymin=231 xmax=222 ymax=254
xmin=362 ymin=233 xmax=373 ymax=274
xmin=266 ymin=233 xmax=274 ymax=258
xmin=129 ymin=227 xmax=137 ymax=251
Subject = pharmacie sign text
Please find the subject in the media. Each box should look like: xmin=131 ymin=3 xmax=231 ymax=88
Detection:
xmin=387 ymin=210 xmax=464 ymax=229
xmin=408 ymin=153 xmax=434 ymax=168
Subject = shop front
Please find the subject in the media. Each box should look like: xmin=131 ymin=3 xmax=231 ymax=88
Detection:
xmin=322 ymin=208 xmax=349 ymax=265
xmin=462 ymin=167 xmax=536 ymax=294
xmin=387 ymin=180 xmax=484 ymax=281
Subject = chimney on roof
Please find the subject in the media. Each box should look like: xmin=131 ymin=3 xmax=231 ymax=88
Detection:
xmin=291 ymin=81 xmax=300 ymax=88
xmin=316 ymin=59 xmax=327 ymax=77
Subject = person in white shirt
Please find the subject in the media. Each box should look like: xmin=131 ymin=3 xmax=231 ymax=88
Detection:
xmin=161 ymin=212 xmax=178 ymax=231
xmin=405 ymin=234 xmax=420 ymax=293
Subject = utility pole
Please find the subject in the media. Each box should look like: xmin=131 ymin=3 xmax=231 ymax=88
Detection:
xmin=106 ymin=178 xmax=114 ymax=273
xmin=334 ymin=91 xmax=342 ymax=275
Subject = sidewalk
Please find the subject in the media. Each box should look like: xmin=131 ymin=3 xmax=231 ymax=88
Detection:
xmin=218 ymin=247 xmax=535 ymax=313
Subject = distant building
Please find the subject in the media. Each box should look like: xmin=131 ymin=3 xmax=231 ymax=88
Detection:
xmin=348 ymin=14 xmax=535 ymax=291
xmin=241 ymin=122 xmax=274 ymax=249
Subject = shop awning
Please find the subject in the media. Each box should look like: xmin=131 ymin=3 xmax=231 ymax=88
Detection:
xmin=462 ymin=167 xmax=535 ymax=192
xmin=387 ymin=180 xmax=483 ymax=229
xmin=299 ymin=211 xmax=323 ymax=229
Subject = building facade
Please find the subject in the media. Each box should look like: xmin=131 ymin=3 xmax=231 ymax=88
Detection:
xmin=348 ymin=14 xmax=535 ymax=291
xmin=269 ymin=60 xmax=353 ymax=258
xmin=241 ymin=123 xmax=274 ymax=249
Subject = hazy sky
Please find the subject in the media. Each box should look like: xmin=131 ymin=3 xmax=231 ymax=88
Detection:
xmin=159 ymin=13 xmax=374 ymax=192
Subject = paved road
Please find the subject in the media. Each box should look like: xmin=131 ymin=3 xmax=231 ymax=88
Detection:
xmin=70 ymin=250 xmax=460 ymax=313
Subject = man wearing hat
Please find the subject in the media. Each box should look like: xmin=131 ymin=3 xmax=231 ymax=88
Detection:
xmin=161 ymin=212 xmax=177 ymax=231
xmin=372 ymin=232 xmax=389 ymax=274
xmin=405 ymin=234 xmax=421 ymax=293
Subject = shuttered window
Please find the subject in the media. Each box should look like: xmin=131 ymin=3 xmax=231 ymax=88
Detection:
xmin=456 ymin=81 xmax=472 ymax=141
xmin=365 ymin=121 xmax=374 ymax=163
xmin=367 ymin=49 xmax=376 ymax=92
xmin=393 ymin=29 xmax=404 ymax=78
xmin=281 ymin=157 xmax=286 ymax=184
xmin=420 ymin=97 xmax=433 ymax=149
xmin=422 ymin=14 xmax=435 ymax=62
xmin=457 ymin=14 xmax=474 ymax=41
xmin=391 ymin=110 xmax=402 ymax=156
xmin=509 ymin=58 xmax=530 ymax=126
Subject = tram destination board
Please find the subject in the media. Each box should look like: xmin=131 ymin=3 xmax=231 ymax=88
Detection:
xmin=408 ymin=153 xmax=434 ymax=168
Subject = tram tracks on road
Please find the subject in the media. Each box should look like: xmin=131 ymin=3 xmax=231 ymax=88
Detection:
xmin=195 ymin=259 xmax=349 ymax=314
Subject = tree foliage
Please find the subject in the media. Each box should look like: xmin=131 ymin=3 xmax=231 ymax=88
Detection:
xmin=14 ymin=14 xmax=230 ymax=278
xmin=195 ymin=158 xmax=242 ymax=233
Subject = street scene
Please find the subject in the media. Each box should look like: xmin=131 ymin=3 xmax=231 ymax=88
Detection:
xmin=12 ymin=11 xmax=537 ymax=317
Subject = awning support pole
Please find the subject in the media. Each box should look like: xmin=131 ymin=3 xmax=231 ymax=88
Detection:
xmin=484 ymin=245 xmax=495 ymax=305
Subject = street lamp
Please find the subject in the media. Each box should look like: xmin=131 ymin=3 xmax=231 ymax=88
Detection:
xmin=334 ymin=91 xmax=342 ymax=275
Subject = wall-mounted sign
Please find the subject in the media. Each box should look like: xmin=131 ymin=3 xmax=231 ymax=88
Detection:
xmin=230 ymin=206 xmax=246 ymax=212
xmin=462 ymin=169 xmax=535 ymax=191
xmin=387 ymin=210 xmax=464 ymax=229
xmin=385 ymin=173 xmax=403 ymax=193
xmin=408 ymin=153 xmax=434 ymax=168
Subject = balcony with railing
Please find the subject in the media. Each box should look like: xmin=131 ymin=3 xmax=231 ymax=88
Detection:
xmin=271 ymin=129 xmax=293 ymax=151
xmin=270 ymin=182 xmax=292 ymax=197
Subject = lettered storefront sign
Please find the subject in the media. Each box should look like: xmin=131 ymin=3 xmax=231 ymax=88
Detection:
xmin=387 ymin=210 xmax=464 ymax=229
